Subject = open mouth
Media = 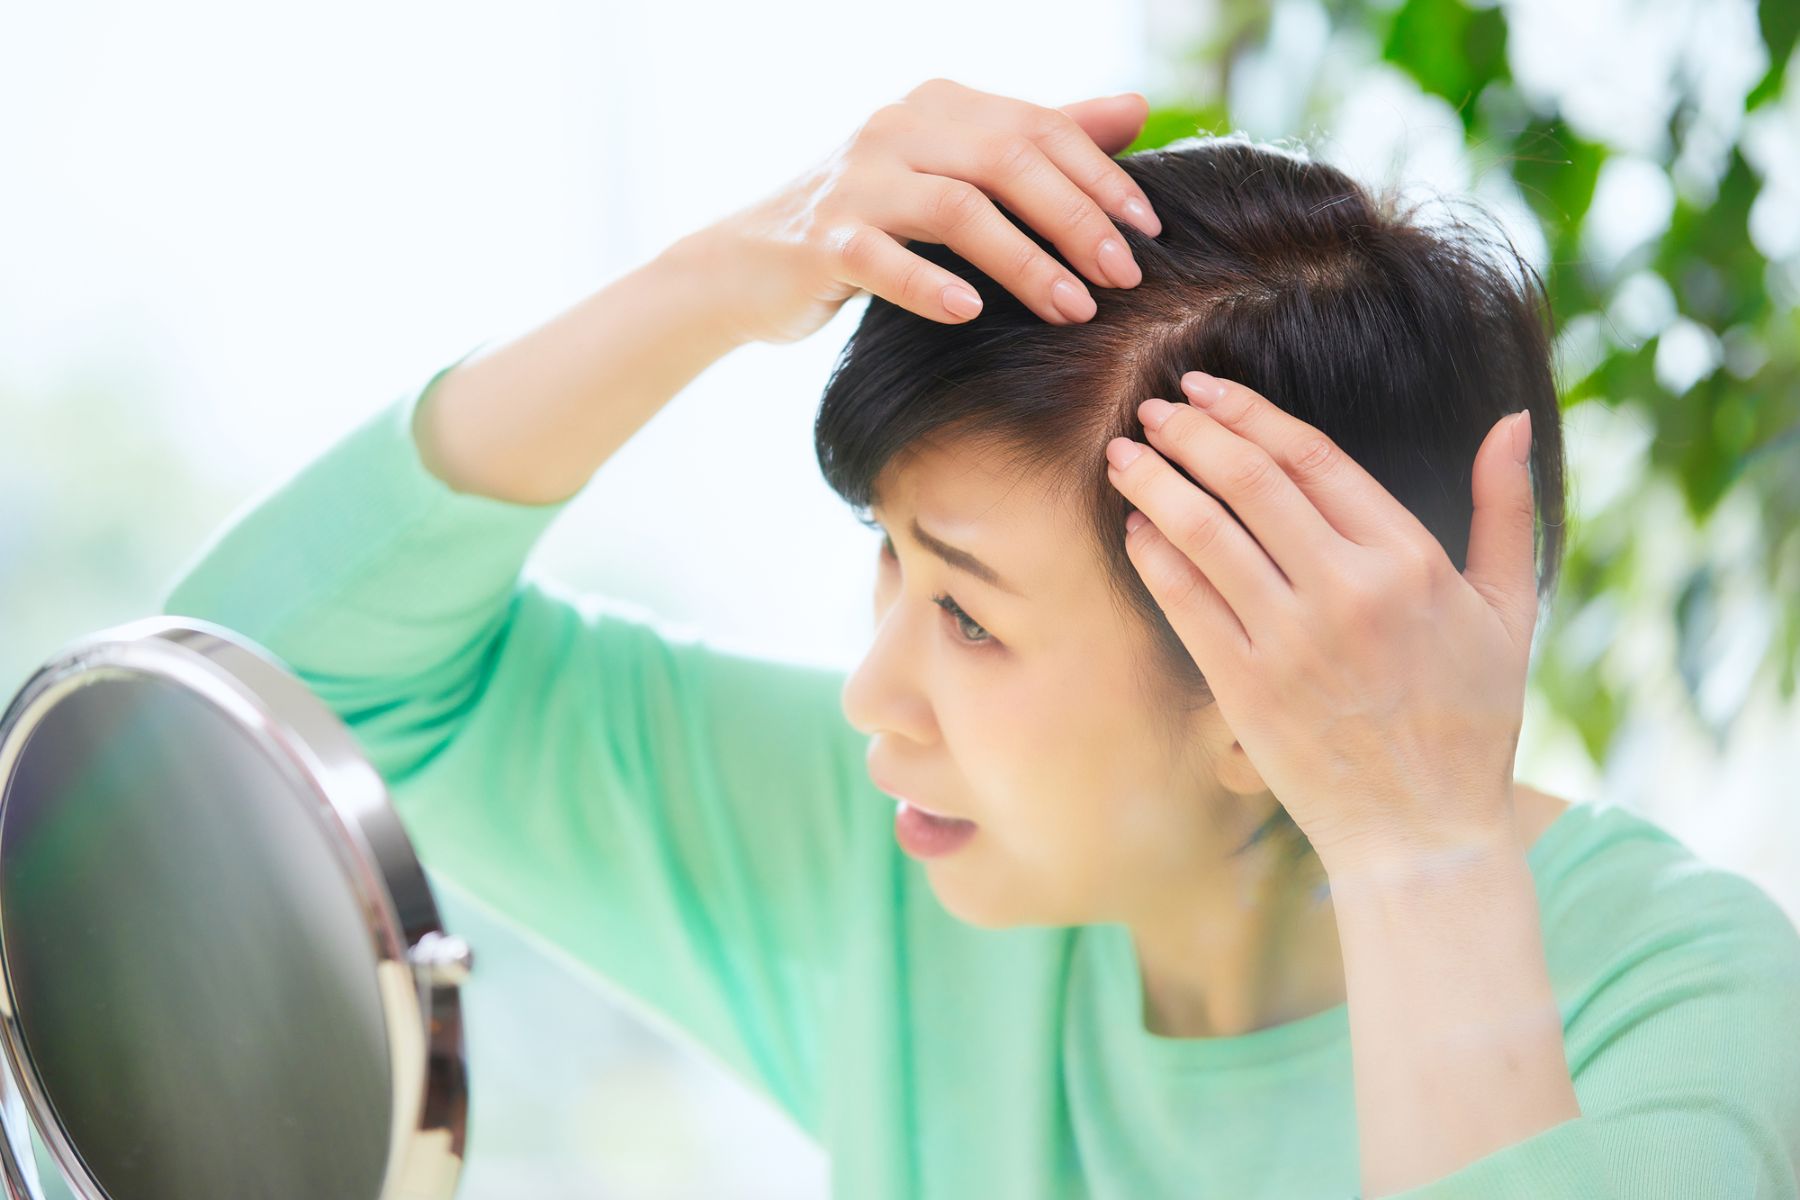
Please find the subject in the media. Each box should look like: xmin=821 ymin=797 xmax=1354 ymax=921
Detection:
xmin=893 ymin=799 xmax=979 ymax=857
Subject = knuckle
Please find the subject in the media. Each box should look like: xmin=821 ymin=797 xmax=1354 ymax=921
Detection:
xmin=982 ymin=132 xmax=1037 ymax=179
xmin=1510 ymin=492 xmax=1539 ymax=534
xmin=1397 ymin=538 xmax=1441 ymax=588
xmin=906 ymin=77 xmax=956 ymax=101
xmin=1339 ymin=554 xmax=1418 ymax=618
xmin=859 ymin=102 xmax=910 ymax=143
xmin=1170 ymin=504 xmax=1230 ymax=560
xmin=1021 ymin=106 xmax=1075 ymax=144
xmin=928 ymin=180 xmax=986 ymax=233
xmin=1058 ymin=189 xmax=1100 ymax=236
xmin=834 ymin=224 xmax=879 ymax=271
xmin=893 ymin=256 xmax=930 ymax=305
xmin=1287 ymin=434 xmax=1341 ymax=482
xmin=1224 ymin=450 xmax=1279 ymax=497
xmin=1156 ymin=562 xmax=1209 ymax=616
xmin=1007 ymin=238 xmax=1047 ymax=284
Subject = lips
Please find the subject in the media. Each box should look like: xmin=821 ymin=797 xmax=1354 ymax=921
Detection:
xmin=867 ymin=769 xmax=973 ymax=824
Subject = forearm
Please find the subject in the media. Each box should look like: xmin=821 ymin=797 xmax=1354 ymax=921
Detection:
xmin=413 ymin=228 xmax=753 ymax=506
xmin=1323 ymin=820 xmax=1582 ymax=1198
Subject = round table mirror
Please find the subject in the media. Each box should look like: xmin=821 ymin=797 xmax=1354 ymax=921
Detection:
xmin=0 ymin=616 xmax=472 ymax=1200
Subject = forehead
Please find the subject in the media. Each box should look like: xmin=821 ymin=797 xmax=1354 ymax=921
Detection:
xmin=871 ymin=436 xmax=1093 ymax=599
xmin=873 ymin=434 xmax=1049 ymax=524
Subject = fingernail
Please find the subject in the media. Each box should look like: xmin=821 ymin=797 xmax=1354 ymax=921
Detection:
xmin=1106 ymin=437 xmax=1144 ymax=469
xmin=1511 ymin=410 xmax=1532 ymax=465
xmin=1182 ymin=370 xmax=1223 ymax=406
xmin=1097 ymin=237 xmax=1141 ymax=288
xmin=943 ymin=285 xmax=983 ymax=319
xmin=1126 ymin=510 xmax=1148 ymax=534
xmin=1053 ymin=278 xmax=1097 ymax=322
xmin=1122 ymin=195 xmax=1162 ymax=238
xmin=1138 ymin=396 xmax=1177 ymax=430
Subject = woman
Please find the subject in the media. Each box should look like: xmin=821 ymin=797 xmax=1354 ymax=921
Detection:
xmin=163 ymin=79 xmax=1800 ymax=1198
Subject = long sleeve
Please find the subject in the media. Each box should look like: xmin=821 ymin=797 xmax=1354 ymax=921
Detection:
xmin=1377 ymin=867 xmax=1800 ymax=1199
xmin=158 ymin=353 xmax=874 ymax=1138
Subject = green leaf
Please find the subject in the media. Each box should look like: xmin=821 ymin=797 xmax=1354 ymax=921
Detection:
xmin=1512 ymin=118 xmax=1605 ymax=233
xmin=1511 ymin=119 xmax=1607 ymax=318
xmin=1672 ymin=372 xmax=1742 ymax=521
xmin=1747 ymin=0 xmax=1798 ymax=109
xmin=1128 ymin=105 xmax=1233 ymax=155
xmin=1656 ymin=149 xmax=1768 ymax=329
xmin=1382 ymin=0 xmax=1509 ymax=129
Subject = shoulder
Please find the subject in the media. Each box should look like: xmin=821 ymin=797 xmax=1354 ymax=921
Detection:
xmin=1517 ymin=795 xmax=1800 ymax=1165
xmin=1528 ymin=796 xmax=1800 ymax=1010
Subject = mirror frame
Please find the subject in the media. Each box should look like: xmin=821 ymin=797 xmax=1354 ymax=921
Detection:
xmin=0 ymin=616 xmax=471 ymax=1200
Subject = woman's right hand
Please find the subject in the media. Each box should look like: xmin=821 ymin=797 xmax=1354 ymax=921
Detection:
xmin=679 ymin=77 xmax=1164 ymax=347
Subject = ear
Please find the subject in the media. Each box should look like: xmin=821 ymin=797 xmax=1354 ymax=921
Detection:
xmin=1189 ymin=703 xmax=1269 ymax=798
xmin=1213 ymin=738 xmax=1270 ymax=798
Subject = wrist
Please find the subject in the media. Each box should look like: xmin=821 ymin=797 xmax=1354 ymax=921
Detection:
xmin=1318 ymin=818 xmax=1523 ymax=894
xmin=658 ymin=222 xmax=776 ymax=351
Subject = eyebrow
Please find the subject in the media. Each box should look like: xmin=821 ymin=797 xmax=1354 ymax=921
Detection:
xmin=872 ymin=507 xmax=1026 ymax=598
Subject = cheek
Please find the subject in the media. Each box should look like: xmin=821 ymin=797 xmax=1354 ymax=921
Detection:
xmin=936 ymin=707 xmax=1206 ymax=926
xmin=959 ymin=687 xmax=1183 ymax=860
xmin=1106 ymin=784 xmax=1200 ymax=870
xmin=1023 ymin=689 xmax=1202 ymax=868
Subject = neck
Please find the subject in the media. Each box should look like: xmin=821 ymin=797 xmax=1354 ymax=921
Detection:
xmin=1127 ymin=838 xmax=1344 ymax=1039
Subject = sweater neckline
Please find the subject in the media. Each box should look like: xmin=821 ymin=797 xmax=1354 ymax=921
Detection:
xmin=1081 ymin=799 xmax=1595 ymax=1073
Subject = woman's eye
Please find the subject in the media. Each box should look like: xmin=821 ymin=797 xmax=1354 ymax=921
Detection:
xmin=934 ymin=593 xmax=993 ymax=646
xmin=874 ymin=531 xmax=994 ymax=648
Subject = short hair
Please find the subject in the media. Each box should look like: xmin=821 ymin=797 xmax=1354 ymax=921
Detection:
xmin=814 ymin=133 xmax=1567 ymax=874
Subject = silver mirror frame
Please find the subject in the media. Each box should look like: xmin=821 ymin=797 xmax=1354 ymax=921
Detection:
xmin=0 ymin=616 xmax=472 ymax=1200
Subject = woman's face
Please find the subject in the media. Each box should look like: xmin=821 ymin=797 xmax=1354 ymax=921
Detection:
xmin=840 ymin=433 xmax=1275 ymax=930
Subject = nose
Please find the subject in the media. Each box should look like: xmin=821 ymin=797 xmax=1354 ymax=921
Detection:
xmin=839 ymin=587 xmax=935 ymax=745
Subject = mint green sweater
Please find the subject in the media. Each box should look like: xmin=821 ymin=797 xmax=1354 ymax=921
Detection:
xmin=160 ymin=356 xmax=1800 ymax=1198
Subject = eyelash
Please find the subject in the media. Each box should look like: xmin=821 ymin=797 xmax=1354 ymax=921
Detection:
xmin=866 ymin=521 xmax=996 ymax=648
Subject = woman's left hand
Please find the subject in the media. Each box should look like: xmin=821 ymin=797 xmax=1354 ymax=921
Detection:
xmin=1103 ymin=370 xmax=1540 ymax=878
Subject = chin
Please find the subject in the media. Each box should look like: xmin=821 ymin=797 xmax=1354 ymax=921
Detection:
xmin=924 ymin=868 xmax=1083 ymax=931
xmin=921 ymin=868 xmax=1016 ymax=930
xmin=940 ymin=900 xmax=1019 ymax=931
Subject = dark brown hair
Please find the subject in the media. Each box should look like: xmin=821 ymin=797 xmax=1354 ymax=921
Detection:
xmin=814 ymin=133 xmax=1568 ymax=872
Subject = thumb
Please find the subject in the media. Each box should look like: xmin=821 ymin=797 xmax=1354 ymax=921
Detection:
xmin=1058 ymin=91 xmax=1149 ymax=156
xmin=1462 ymin=409 xmax=1539 ymax=652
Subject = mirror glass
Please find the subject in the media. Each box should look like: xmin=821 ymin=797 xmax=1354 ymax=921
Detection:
xmin=1 ymin=669 xmax=393 ymax=1199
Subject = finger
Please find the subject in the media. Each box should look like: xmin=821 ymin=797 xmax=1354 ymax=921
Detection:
xmin=827 ymin=222 xmax=989 ymax=324
xmin=893 ymin=112 xmax=1143 ymax=290
xmin=1179 ymin=370 xmax=1425 ymax=549
xmin=904 ymin=78 xmax=1161 ymax=238
xmin=1137 ymin=396 xmax=1348 ymax=593
xmin=1123 ymin=509 xmax=1251 ymax=666
xmin=872 ymin=173 xmax=1096 ymax=325
xmin=1104 ymin=435 xmax=1293 ymax=635
xmin=1462 ymin=409 xmax=1539 ymax=653
xmin=1059 ymin=92 xmax=1152 ymax=159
